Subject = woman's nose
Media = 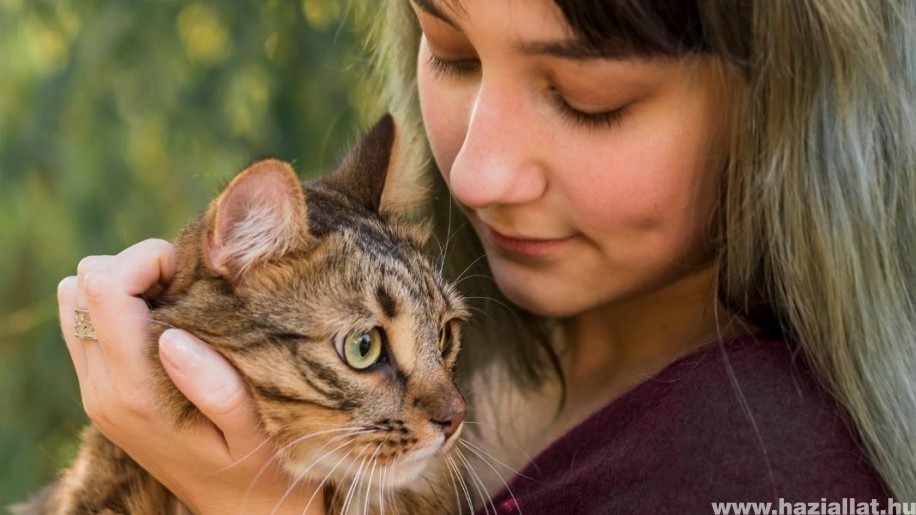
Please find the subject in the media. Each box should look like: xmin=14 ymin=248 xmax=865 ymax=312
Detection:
xmin=447 ymin=82 xmax=548 ymax=210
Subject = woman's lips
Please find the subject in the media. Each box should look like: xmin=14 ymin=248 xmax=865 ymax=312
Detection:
xmin=484 ymin=225 xmax=576 ymax=258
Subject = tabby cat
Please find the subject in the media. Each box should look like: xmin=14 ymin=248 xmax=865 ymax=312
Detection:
xmin=17 ymin=115 xmax=474 ymax=514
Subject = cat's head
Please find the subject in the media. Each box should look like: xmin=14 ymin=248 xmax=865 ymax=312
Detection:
xmin=157 ymin=115 xmax=468 ymax=487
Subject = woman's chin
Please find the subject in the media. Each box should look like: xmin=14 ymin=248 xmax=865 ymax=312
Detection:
xmin=493 ymin=274 xmax=586 ymax=319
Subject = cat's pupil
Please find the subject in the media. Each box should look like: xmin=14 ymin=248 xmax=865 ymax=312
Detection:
xmin=358 ymin=334 xmax=372 ymax=356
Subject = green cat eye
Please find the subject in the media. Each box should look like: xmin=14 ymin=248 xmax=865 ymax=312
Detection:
xmin=342 ymin=328 xmax=384 ymax=370
xmin=439 ymin=324 xmax=453 ymax=355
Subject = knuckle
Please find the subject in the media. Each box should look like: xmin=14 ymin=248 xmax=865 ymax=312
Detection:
xmin=115 ymin=388 xmax=154 ymax=419
xmin=57 ymin=276 xmax=78 ymax=305
xmin=87 ymin=390 xmax=149 ymax=426
xmin=134 ymin=238 xmax=174 ymax=259
xmin=77 ymin=255 xmax=105 ymax=277
xmin=82 ymin=394 xmax=106 ymax=424
xmin=205 ymin=382 xmax=249 ymax=417
xmin=82 ymin=269 xmax=112 ymax=301
xmin=144 ymin=237 xmax=172 ymax=249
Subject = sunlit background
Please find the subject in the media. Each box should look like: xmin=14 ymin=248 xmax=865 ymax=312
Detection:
xmin=0 ymin=0 xmax=376 ymax=505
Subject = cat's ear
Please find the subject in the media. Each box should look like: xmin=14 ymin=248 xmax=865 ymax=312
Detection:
xmin=204 ymin=159 xmax=308 ymax=280
xmin=327 ymin=113 xmax=425 ymax=216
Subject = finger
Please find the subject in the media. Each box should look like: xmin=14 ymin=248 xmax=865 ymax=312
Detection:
xmin=113 ymin=238 xmax=177 ymax=298
xmin=81 ymin=240 xmax=176 ymax=379
xmin=76 ymin=255 xmax=115 ymax=313
xmin=77 ymin=255 xmax=114 ymax=285
xmin=75 ymin=255 xmax=116 ymax=379
xmin=58 ymin=276 xmax=88 ymax=383
xmin=58 ymin=275 xmax=111 ymax=414
xmin=159 ymin=329 xmax=268 ymax=460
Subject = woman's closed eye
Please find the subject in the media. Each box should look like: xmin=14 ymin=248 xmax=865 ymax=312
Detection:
xmin=426 ymin=52 xmax=627 ymax=132
xmin=550 ymin=89 xmax=627 ymax=131
xmin=426 ymin=52 xmax=480 ymax=78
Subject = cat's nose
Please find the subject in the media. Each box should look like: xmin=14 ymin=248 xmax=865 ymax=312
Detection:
xmin=430 ymin=405 xmax=466 ymax=440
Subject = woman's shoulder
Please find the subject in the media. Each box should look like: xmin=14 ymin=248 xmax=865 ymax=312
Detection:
xmin=638 ymin=335 xmax=886 ymax=492
xmin=488 ymin=335 xmax=890 ymax=515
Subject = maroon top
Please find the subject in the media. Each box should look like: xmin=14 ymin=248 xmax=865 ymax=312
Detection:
xmin=484 ymin=336 xmax=889 ymax=514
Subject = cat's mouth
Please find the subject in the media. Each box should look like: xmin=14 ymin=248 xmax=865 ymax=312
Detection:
xmin=379 ymin=422 xmax=465 ymax=486
xmin=440 ymin=420 xmax=464 ymax=454
xmin=376 ymin=439 xmax=446 ymax=487
xmin=283 ymin=421 xmax=463 ymax=488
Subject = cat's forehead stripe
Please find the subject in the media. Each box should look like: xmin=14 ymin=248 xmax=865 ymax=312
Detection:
xmin=376 ymin=285 xmax=398 ymax=318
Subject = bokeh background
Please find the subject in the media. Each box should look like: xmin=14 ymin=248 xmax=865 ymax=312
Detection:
xmin=0 ymin=0 xmax=376 ymax=506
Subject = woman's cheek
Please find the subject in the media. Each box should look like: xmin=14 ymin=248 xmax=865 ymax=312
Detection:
xmin=417 ymin=52 xmax=473 ymax=181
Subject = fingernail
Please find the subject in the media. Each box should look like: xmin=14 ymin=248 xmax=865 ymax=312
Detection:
xmin=160 ymin=329 xmax=204 ymax=372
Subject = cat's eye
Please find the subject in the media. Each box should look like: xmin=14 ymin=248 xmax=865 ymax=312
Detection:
xmin=341 ymin=328 xmax=386 ymax=370
xmin=439 ymin=324 xmax=454 ymax=356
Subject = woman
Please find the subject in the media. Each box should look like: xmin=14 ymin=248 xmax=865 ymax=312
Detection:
xmin=56 ymin=0 xmax=914 ymax=513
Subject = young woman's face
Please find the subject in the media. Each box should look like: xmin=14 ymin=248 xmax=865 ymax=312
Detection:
xmin=412 ymin=0 xmax=731 ymax=318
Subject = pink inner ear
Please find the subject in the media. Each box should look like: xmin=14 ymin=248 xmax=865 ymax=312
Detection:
xmin=207 ymin=160 xmax=307 ymax=278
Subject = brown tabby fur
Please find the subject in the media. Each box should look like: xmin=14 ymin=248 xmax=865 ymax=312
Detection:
xmin=16 ymin=115 xmax=473 ymax=514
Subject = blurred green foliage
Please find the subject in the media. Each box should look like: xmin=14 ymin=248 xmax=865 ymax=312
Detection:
xmin=0 ymin=0 xmax=375 ymax=505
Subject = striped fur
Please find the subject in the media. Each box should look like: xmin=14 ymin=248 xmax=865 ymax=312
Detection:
xmin=18 ymin=115 xmax=470 ymax=514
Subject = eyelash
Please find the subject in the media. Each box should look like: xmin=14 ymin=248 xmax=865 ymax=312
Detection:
xmin=426 ymin=53 xmax=625 ymax=131
xmin=551 ymin=90 xmax=626 ymax=131
xmin=426 ymin=53 xmax=479 ymax=78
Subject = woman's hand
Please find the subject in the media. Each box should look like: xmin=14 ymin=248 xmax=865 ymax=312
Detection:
xmin=57 ymin=239 xmax=324 ymax=515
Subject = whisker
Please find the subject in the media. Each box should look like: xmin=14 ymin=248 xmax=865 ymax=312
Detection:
xmin=451 ymin=252 xmax=488 ymax=285
xmin=286 ymin=435 xmax=362 ymax=484
xmin=444 ymin=453 xmax=465 ymax=515
xmin=459 ymin=440 xmax=526 ymax=514
xmin=266 ymin=432 xmax=367 ymax=515
xmin=267 ymin=472 xmax=305 ymax=515
xmin=459 ymin=437 xmax=534 ymax=481
xmin=460 ymin=304 xmax=498 ymax=325
xmin=246 ymin=427 xmax=370 ymax=503
xmin=461 ymin=420 xmax=538 ymax=470
xmin=447 ymin=455 xmax=475 ymax=515
xmin=435 ymin=213 xmax=448 ymax=275
xmin=362 ymin=443 xmax=383 ymax=515
xmin=451 ymin=273 xmax=496 ymax=289
xmin=437 ymin=198 xmax=461 ymax=276
xmin=429 ymin=231 xmax=445 ymax=268
xmin=281 ymin=427 xmax=378 ymax=450
xmin=461 ymin=296 xmax=515 ymax=314
xmin=378 ymin=455 xmax=387 ymax=515
xmin=244 ymin=451 xmax=287 ymax=510
xmin=302 ymin=447 xmax=356 ymax=515
xmin=145 ymin=318 xmax=180 ymax=331
xmin=455 ymin=447 xmax=496 ymax=515
xmin=340 ymin=448 xmax=370 ymax=515
xmin=251 ymin=429 xmax=362 ymax=511
xmin=205 ymin=435 xmax=274 ymax=477
xmin=212 ymin=427 xmax=369 ymax=478
xmin=385 ymin=456 xmax=397 ymax=514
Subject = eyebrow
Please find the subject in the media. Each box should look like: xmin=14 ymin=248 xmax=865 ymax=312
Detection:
xmin=520 ymin=40 xmax=617 ymax=61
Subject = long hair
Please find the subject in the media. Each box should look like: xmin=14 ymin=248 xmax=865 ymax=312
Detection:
xmin=363 ymin=0 xmax=916 ymax=500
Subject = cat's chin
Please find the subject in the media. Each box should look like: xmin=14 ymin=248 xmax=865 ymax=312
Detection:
xmin=285 ymin=438 xmax=449 ymax=490
xmin=383 ymin=424 xmax=465 ymax=488
xmin=384 ymin=441 xmax=443 ymax=487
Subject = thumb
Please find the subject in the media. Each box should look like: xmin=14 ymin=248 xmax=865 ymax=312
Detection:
xmin=159 ymin=329 xmax=268 ymax=459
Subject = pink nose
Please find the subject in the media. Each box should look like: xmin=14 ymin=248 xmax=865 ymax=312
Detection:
xmin=431 ymin=406 xmax=466 ymax=440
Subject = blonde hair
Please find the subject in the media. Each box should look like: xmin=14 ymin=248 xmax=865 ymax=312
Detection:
xmin=363 ymin=0 xmax=916 ymax=499
xmin=716 ymin=0 xmax=916 ymax=499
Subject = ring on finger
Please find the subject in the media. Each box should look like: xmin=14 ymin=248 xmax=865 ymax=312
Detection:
xmin=74 ymin=308 xmax=98 ymax=341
